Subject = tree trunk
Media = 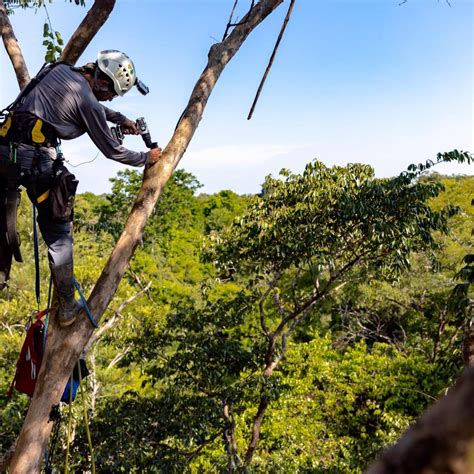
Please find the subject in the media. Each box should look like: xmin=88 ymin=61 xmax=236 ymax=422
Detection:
xmin=463 ymin=324 xmax=474 ymax=366
xmin=366 ymin=367 xmax=474 ymax=474
xmin=6 ymin=1 xmax=284 ymax=472
xmin=0 ymin=0 xmax=29 ymax=90
xmin=243 ymin=359 xmax=277 ymax=468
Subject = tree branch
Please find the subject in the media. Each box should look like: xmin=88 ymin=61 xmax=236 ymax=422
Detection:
xmin=83 ymin=282 xmax=151 ymax=353
xmin=60 ymin=0 xmax=116 ymax=65
xmin=367 ymin=367 xmax=474 ymax=474
xmin=247 ymin=0 xmax=296 ymax=119
xmin=0 ymin=0 xmax=29 ymax=89
xmin=243 ymin=393 xmax=269 ymax=468
xmin=223 ymin=401 xmax=242 ymax=470
xmin=258 ymin=285 xmax=272 ymax=336
xmin=0 ymin=441 xmax=16 ymax=473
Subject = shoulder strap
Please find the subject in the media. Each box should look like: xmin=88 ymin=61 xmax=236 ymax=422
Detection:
xmin=1 ymin=61 xmax=67 ymax=116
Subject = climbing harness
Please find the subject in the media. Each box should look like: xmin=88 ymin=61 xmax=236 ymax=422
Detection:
xmin=0 ymin=61 xmax=65 ymax=131
xmin=0 ymin=61 xmax=72 ymax=289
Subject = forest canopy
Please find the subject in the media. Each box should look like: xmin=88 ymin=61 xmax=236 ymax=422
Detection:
xmin=1 ymin=157 xmax=472 ymax=472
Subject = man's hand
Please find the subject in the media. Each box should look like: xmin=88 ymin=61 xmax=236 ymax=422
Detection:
xmin=121 ymin=118 xmax=140 ymax=135
xmin=146 ymin=147 xmax=162 ymax=167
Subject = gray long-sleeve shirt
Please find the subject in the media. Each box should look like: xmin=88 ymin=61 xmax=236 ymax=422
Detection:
xmin=16 ymin=63 xmax=147 ymax=167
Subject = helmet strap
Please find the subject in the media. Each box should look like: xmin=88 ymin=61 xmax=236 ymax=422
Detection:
xmin=93 ymin=66 xmax=115 ymax=95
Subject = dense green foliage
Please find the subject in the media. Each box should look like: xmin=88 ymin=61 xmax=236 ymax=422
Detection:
xmin=0 ymin=154 xmax=472 ymax=472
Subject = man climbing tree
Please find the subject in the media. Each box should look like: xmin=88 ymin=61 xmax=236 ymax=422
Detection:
xmin=2 ymin=0 xmax=469 ymax=472
xmin=0 ymin=1 xmax=286 ymax=472
xmin=0 ymin=50 xmax=162 ymax=326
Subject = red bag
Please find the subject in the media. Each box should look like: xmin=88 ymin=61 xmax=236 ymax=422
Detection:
xmin=9 ymin=315 xmax=46 ymax=397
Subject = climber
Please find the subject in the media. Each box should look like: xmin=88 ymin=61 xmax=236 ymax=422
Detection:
xmin=0 ymin=50 xmax=162 ymax=327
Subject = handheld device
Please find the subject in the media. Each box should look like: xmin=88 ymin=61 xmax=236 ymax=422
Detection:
xmin=110 ymin=117 xmax=158 ymax=149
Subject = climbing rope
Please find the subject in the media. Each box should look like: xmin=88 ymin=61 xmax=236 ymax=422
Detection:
xmin=62 ymin=361 xmax=95 ymax=474
xmin=64 ymin=373 xmax=74 ymax=474
xmin=78 ymin=361 xmax=95 ymax=474
xmin=33 ymin=205 xmax=41 ymax=311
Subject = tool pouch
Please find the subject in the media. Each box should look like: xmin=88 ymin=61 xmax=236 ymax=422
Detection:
xmin=50 ymin=159 xmax=78 ymax=222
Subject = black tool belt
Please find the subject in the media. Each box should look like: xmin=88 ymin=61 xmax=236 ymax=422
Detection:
xmin=0 ymin=112 xmax=58 ymax=148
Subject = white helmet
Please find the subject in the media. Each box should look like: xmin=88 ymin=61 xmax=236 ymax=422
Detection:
xmin=97 ymin=50 xmax=136 ymax=96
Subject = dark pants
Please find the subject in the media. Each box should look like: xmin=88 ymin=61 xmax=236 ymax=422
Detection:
xmin=0 ymin=145 xmax=73 ymax=271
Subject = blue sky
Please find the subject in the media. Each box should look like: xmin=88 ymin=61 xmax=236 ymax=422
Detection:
xmin=1 ymin=0 xmax=472 ymax=195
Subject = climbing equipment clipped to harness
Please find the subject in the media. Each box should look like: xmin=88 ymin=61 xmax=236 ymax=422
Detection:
xmin=0 ymin=61 xmax=66 ymax=290
xmin=7 ymin=310 xmax=47 ymax=398
xmin=0 ymin=146 xmax=23 ymax=289
xmin=50 ymin=152 xmax=79 ymax=222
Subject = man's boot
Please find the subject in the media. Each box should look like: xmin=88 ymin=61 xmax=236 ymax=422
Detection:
xmin=50 ymin=261 xmax=82 ymax=327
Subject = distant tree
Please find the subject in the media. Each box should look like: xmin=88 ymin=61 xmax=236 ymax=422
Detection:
xmin=120 ymin=153 xmax=472 ymax=470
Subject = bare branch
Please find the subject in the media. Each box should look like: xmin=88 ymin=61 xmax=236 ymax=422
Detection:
xmin=222 ymin=0 xmax=240 ymax=41
xmin=0 ymin=0 xmax=29 ymax=89
xmin=222 ymin=401 xmax=242 ymax=469
xmin=258 ymin=285 xmax=272 ymax=336
xmin=129 ymin=268 xmax=154 ymax=301
xmin=60 ymin=0 xmax=116 ymax=65
xmin=248 ymin=0 xmax=296 ymax=119
xmin=83 ymin=282 xmax=151 ymax=353
xmin=106 ymin=346 xmax=131 ymax=370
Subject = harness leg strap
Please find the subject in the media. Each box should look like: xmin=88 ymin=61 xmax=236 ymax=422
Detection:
xmin=5 ymin=187 xmax=23 ymax=263
xmin=0 ymin=237 xmax=13 ymax=289
xmin=0 ymin=189 xmax=13 ymax=289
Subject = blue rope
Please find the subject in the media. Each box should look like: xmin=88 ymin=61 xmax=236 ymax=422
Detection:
xmin=43 ymin=447 xmax=49 ymax=473
xmin=74 ymin=279 xmax=98 ymax=329
xmin=43 ymin=275 xmax=52 ymax=349
xmin=33 ymin=205 xmax=40 ymax=310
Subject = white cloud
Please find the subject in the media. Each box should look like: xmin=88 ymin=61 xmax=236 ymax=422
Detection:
xmin=185 ymin=143 xmax=303 ymax=167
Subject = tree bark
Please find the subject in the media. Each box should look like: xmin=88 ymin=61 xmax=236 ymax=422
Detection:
xmin=60 ymin=0 xmax=116 ymax=65
xmin=366 ymin=367 xmax=474 ymax=474
xmin=244 ymin=394 xmax=269 ymax=468
xmin=0 ymin=0 xmax=29 ymax=90
xmin=463 ymin=324 xmax=474 ymax=366
xmin=0 ymin=441 xmax=16 ymax=473
xmin=243 ymin=350 xmax=279 ymax=469
xmin=6 ymin=1 xmax=284 ymax=472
